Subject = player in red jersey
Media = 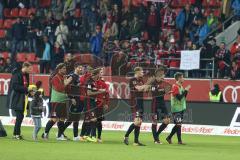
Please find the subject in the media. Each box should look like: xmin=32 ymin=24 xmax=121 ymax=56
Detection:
xmin=95 ymin=68 xmax=110 ymax=142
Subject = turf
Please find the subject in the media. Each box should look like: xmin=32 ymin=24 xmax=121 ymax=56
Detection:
xmin=0 ymin=126 xmax=240 ymax=160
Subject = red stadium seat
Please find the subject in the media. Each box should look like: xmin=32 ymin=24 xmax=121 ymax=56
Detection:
xmin=26 ymin=53 xmax=38 ymax=62
xmin=3 ymin=8 xmax=11 ymax=18
xmin=123 ymin=0 xmax=130 ymax=8
xmin=0 ymin=19 xmax=3 ymax=28
xmin=3 ymin=19 xmax=12 ymax=29
xmin=32 ymin=64 xmax=40 ymax=73
xmin=214 ymin=9 xmax=221 ymax=17
xmin=28 ymin=8 xmax=37 ymax=17
xmin=0 ymin=52 xmax=10 ymax=59
xmin=0 ymin=30 xmax=6 ymax=38
xmin=10 ymin=8 xmax=19 ymax=17
xmin=39 ymin=0 xmax=51 ymax=8
xmin=74 ymin=9 xmax=81 ymax=18
xmin=202 ymin=0 xmax=207 ymax=7
xmin=74 ymin=53 xmax=82 ymax=62
xmin=81 ymin=54 xmax=94 ymax=64
xmin=16 ymin=53 xmax=27 ymax=62
xmin=103 ymin=67 xmax=112 ymax=76
xmin=19 ymin=8 xmax=28 ymax=17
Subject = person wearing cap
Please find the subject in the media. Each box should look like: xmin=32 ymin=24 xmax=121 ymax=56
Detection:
xmin=29 ymin=86 xmax=44 ymax=140
xmin=209 ymin=84 xmax=223 ymax=102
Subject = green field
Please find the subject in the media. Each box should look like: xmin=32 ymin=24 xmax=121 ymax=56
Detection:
xmin=0 ymin=126 xmax=240 ymax=160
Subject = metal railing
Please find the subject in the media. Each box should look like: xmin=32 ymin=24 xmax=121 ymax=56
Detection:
xmin=120 ymin=57 xmax=215 ymax=79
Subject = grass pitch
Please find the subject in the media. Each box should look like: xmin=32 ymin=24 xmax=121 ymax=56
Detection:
xmin=0 ymin=126 xmax=239 ymax=160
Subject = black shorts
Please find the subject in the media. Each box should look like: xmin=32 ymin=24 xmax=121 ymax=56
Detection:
xmin=131 ymin=98 xmax=144 ymax=119
xmin=172 ymin=111 xmax=184 ymax=124
xmin=151 ymin=100 xmax=169 ymax=120
xmin=67 ymin=100 xmax=84 ymax=122
xmin=95 ymin=107 xmax=105 ymax=121
xmin=49 ymin=102 xmax=68 ymax=119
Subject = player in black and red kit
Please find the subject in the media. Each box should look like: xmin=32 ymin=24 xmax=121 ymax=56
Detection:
xmin=83 ymin=68 xmax=106 ymax=142
xmin=150 ymin=67 xmax=171 ymax=144
xmin=95 ymin=68 xmax=110 ymax=142
xmin=124 ymin=67 xmax=149 ymax=146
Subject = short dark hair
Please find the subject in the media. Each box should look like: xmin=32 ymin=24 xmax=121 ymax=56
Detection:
xmin=74 ymin=63 xmax=82 ymax=69
xmin=155 ymin=65 xmax=167 ymax=75
xmin=91 ymin=68 xmax=101 ymax=76
xmin=22 ymin=62 xmax=32 ymax=68
xmin=174 ymin=72 xmax=183 ymax=81
xmin=56 ymin=63 xmax=66 ymax=70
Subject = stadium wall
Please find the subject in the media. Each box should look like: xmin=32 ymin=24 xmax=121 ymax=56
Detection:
xmin=0 ymin=73 xmax=240 ymax=103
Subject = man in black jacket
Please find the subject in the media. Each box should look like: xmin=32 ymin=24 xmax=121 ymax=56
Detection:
xmin=8 ymin=62 xmax=32 ymax=140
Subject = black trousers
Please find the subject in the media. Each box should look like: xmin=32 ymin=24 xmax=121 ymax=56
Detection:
xmin=40 ymin=60 xmax=50 ymax=74
xmin=13 ymin=110 xmax=24 ymax=136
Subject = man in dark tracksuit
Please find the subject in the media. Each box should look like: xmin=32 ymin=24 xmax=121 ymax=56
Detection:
xmin=8 ymin=62 xmax=32 ymax=140
xmin=61 ymin=63 xmax=84 ymax=141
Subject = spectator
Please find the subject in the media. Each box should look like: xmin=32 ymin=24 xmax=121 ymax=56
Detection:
xmin=29 ymin=0 xmax=38 ymax=8
xmin=176 ymin=4 xmax=193 ymax=46
xmin=231 ymin=0 xmax=240 ymax=20
xmin=154 ymin=40 xmax=167 ymax=66
xmin=27 ymin=14 xmax=41 ymax=53
xmin=40 ymin=36 xmax=52 ymax=74
xmin=0 ymin=57 xmax=5 ymax=73
xmin=52 ymin=42 xmax=64 ymax=70
xmin=167 ymin=39 xmax=180 ymax=77
xmin=104 ymin=39 xmax=121 ymax=66
xmin=111 ymin=4 xmax=121 ymax=25
xmin=100 ymin=0 xmax=110 ymax=18
xmin=230 ymin=60 xmax=240 ymax=80
xmin=4 ymin=57 xmax=11 ymax=73
xmin=90 ymin=25 xmax=103 ymax=57
xmin=196 ymin=17 xmax=210 ymax=46
xmin=233 ymin=45 xmax=240 ymax=62
xmin=55 ymin=20 xmax=69 ymax=49
xmin=184 ymin=39 xmax=195 ymax=50
xmin=215 ymin=42 xmax=231 ymax=78
xmin=88 ymin=5 xmax=100 ymax=33
xmin=63 ymin=0 xmax=76 ymax=17
xmin=44 ymin=11 xmax=58 ymax=45
xmin=146 ymin=5 xmax=160 ymax=43
xmin=129 ymin=15 xmax=142 ymax=38
xmin=162 ymin=6 xmax=176 ymax=30
xmin=102 ymin=15 xmax=118 ymax=40
xmin=0 ymin=0 xmax=3 ymax=19
xmin=207 ymin=11 xmax=219 ymax=31
xmin=11 ymin=18 xmax=26 ymax=57
xmin=52 ymin=0 xmax=64 ymax=21
xmin=121 ymin=6 xmax=132 ymax=23
xmin=230 ymin=36 xmax=240 ymax=59
xmin=119 ymin=20 xmax=130 ymax=40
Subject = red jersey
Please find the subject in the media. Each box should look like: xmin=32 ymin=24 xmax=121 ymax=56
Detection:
xmin=51 ymin=73 xmax=66 ymax=93
xmin=79 ymin=72 xmax=91 ymax=101
xmin=96 ymin=78 xmax=110 ymax=108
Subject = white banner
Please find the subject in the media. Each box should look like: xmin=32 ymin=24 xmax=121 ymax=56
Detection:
xmin=1 ymin=116 xmax=240 ymax=136
xmin=180 ymin=50 xmax=200 ymax=70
